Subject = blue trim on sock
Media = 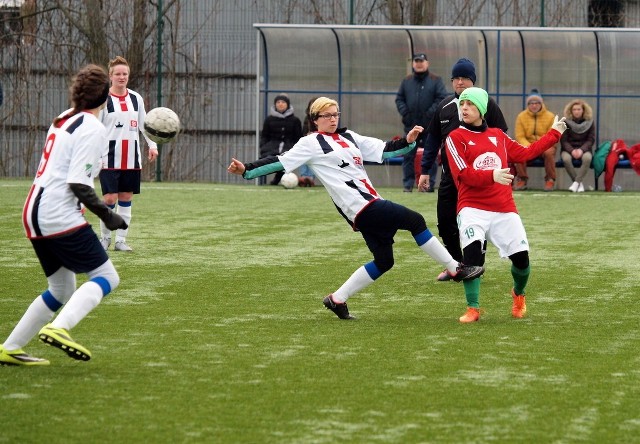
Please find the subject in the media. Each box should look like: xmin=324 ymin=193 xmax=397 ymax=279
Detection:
xmin=107 ymin=203 xmax=115 ymax=210
xmin=41 ymin=290 xmax=62 ymax=311
xmin=414 ymin=229 xmax=433 ymax=246
xmin=117 ymin=200 xmax=132 ymax=207
xmin=364 ymin=261 xmax=382 ymax=280
xmin=91 ymin=276 xmax=112 ymax=297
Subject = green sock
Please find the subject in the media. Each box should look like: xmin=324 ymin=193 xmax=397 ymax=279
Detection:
xmin=512 ymin=264 xmax=530 ymax=296
xmin=463 ymin=278 xmax=481 ymax=308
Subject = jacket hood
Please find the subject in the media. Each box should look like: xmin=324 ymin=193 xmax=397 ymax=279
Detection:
xmin=563 ymin=99 xmax=593 ymax=121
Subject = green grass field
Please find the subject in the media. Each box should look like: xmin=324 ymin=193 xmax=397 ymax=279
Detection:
xmin=1 ymin=179 xmax=639 ymax=443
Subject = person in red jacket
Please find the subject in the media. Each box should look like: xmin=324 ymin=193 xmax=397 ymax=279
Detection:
xmin=445 ymin=87 xmax=567 ymax=323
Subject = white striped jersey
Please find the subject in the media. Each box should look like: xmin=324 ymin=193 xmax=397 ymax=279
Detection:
xmin=23 ymin=111 xmax=105 ymax=239
xmin=99 ymin=89 xmax=157 ymax=170
xmin=277 ymin=130 xmax=386 ymax=225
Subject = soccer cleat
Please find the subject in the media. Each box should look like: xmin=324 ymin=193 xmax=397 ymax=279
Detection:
xmin=450 ymin=263 xmax=485 ymax=282
xmin=459 ymin=307 xmax=480 ymax=323
xmin=114 ymin=241 xmax=133 ymax=252
xmin=511 ymin=289 xmax=527 ymax=318
xmin=323 ymin=295 xmax=354 ymax=320
xmin=568 ymin=181 xmax=579 ymax=192
xmin=577 ymin=182 xmax=585 ymax=193
xmin=0 ymin=346 xmax=50 ymax=366
xmin=100 ymin=237 xmax=111 ymax=251
xmin=38 ymin=324 xmax=91 ymax=361
xmin=437 ymin=268 xmax=453 ymax=282
xmin=544 ymin=179 xmax=555 ymax=192
xmin=514 ymin=178 xmax=527 ymax=191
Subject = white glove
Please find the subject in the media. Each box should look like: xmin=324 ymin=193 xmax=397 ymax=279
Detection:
xmin=493 ymin=168 xmax=514 ymax=185
xmin=552 ymin=115 xmax=567 ymax=134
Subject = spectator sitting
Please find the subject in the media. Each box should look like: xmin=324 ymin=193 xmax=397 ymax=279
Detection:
xmin=513 ymin=89 xmax=557 ymax=191
xmin=560 ymin=99 xmax=595 ymax=193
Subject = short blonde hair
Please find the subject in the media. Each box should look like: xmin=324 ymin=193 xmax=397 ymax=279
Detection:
xmin=108 ymin=56 xmax=129 ymax=74
xmin=310 ymin=97 xmax=339 ymax=120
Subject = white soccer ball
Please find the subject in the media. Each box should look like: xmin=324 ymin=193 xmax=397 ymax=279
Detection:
xmin=280 ymin=172 xmax=299 ymax=189
xmin=143 ymin=107 xmax=181 ymax=144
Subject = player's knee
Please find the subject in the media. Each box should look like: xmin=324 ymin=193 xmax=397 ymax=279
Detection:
xmin=463 ymin=241 xmax=484 ymax=266
xmin=88 ymin=261 xmax=120 ymax=296
xmin=509 ymin=251 xmax=529 ymax=270
xmin=374 ymin=257 xmax=394 ymax=274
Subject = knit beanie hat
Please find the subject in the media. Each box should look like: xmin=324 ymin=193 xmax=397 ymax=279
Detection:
xmin=458 ymin=87 xmax=488 ymax=117
xmin=527 ymin=89 xmax=543 ymax=104
xmin=274 ymin=94 xmax=290 ymax=108
xmin=451 ymin=58 xmax=476 ymax=84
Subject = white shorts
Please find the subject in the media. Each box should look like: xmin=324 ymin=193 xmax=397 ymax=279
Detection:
xmin=457 ymin=207 xmax=529 ymax=258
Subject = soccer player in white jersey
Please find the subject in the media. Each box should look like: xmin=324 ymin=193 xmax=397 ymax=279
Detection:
xmin=98 ymin=56 xmax=158 ymax=252
xmin=228 ymin=97 xmax=485 ymax=320
xmin=0 ymin=65 xmax=128 ymax=366
xmin=445 ymin=87 xmax=567 ymax=323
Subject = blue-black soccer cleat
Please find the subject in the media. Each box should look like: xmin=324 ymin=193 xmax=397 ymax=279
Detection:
xmin=323 ymin=295 xmax=355 ymax=320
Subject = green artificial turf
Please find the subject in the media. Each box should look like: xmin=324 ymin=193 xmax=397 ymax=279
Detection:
xmin=1 ymin=179 xmax=639 ymax=443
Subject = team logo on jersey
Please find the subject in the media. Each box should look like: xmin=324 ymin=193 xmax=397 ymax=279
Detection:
xmin=115 ymin=122 xmax=124 ymax=128
xmin=488 ymin=136 xmax=498 ymax=146
xmin=473 ymin=152 xmax=502 ymax=171
xmin=84 ymin=163 xmax=93 ymax=177
xmin=130 ymin=120 xmax=138 ymax=131
xmin=353 ymin=157 xmax=362 ymax=166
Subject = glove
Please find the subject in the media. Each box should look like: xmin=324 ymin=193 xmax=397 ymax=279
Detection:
xmin=552 ymin=115 xmax=567 ymax=134
xmin=103 ymin=210 xmax=128 ymax=231
xmin=493 ymin=168 xmax=514 ymax=185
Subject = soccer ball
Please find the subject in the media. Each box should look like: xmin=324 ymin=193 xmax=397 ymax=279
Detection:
xmin=280 ymin=172 xmax=298 ymax=189
xmin=144 ymin=107 xmax=181 ymax=144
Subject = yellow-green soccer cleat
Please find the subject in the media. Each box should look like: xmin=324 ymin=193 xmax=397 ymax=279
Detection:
xmin=0 ymin=345 xmax=50 ymax=366
xmin=38 ymin=324 xmax=91 ymax=361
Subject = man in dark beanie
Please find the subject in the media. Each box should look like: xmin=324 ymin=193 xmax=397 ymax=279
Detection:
xmin=418 ymin=58 xmax=509 ymax=281
xmin=395 ymin=52 xmax=448 ymax=192
xmin=259 ymin=93 xmax=302 ymax=185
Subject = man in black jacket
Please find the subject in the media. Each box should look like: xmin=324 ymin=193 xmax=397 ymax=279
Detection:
xmin=395 ymin=53 xmax=448 ymax=192
xmin=418 ymin=58 xmax=509 ymax=280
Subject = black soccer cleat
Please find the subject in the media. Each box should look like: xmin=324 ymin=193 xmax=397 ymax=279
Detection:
xmin=323 ymin=295 xmax=355 ymax=320
xmin=451 ymin=263 xmax=485 ymax=282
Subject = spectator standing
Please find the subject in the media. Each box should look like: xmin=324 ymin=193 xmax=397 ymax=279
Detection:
xmin=228 ymin=97 xmax=484 ymax=320
xmin=513 ymin=89 xmax=557 ymax=191
xmin=299 ymin=96 xmax=319 ymax=186
xmin=445 ymin=87 xmax=567 ymax=323
xmin=259 ymin=94 xmax=303 ymax=185
xmin=395 ymin=52 xmax=448 ymax=192
xmin=418 ymin=58 xmax=508 ymax=281
xmin=560 ymin=99 xmax=595 ymax=192
xmin=99 ymin=56 xmax=158 ymax=252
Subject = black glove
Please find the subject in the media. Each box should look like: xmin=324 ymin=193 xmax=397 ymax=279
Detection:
xmin=103 ymin=210 xmax=128 ymax=231
xmin=69 ymin=183 xmax=127 ymax=230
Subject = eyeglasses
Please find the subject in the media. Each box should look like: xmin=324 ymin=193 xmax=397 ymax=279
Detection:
xmin=528 ymin=101 xmax=541 ymax=105
xmin=318 ymin=112 xmax=341 ymax=120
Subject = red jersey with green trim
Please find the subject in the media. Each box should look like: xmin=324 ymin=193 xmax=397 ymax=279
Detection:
xmin=446 ymin=124 xmax=561 ymax=214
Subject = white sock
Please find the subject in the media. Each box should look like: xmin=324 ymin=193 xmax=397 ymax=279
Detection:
xmin=332 ymin=266 xmax=375 ymax=303
xmin=115 ymin=201 xmax=131 ymax=242
xmin=52 ymin=281 xmax=103 ymax=331
xmin=3 ymin=296 xmax=55 ymax=350
xmin=419 ymin=237 xmax=458 ymax=273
